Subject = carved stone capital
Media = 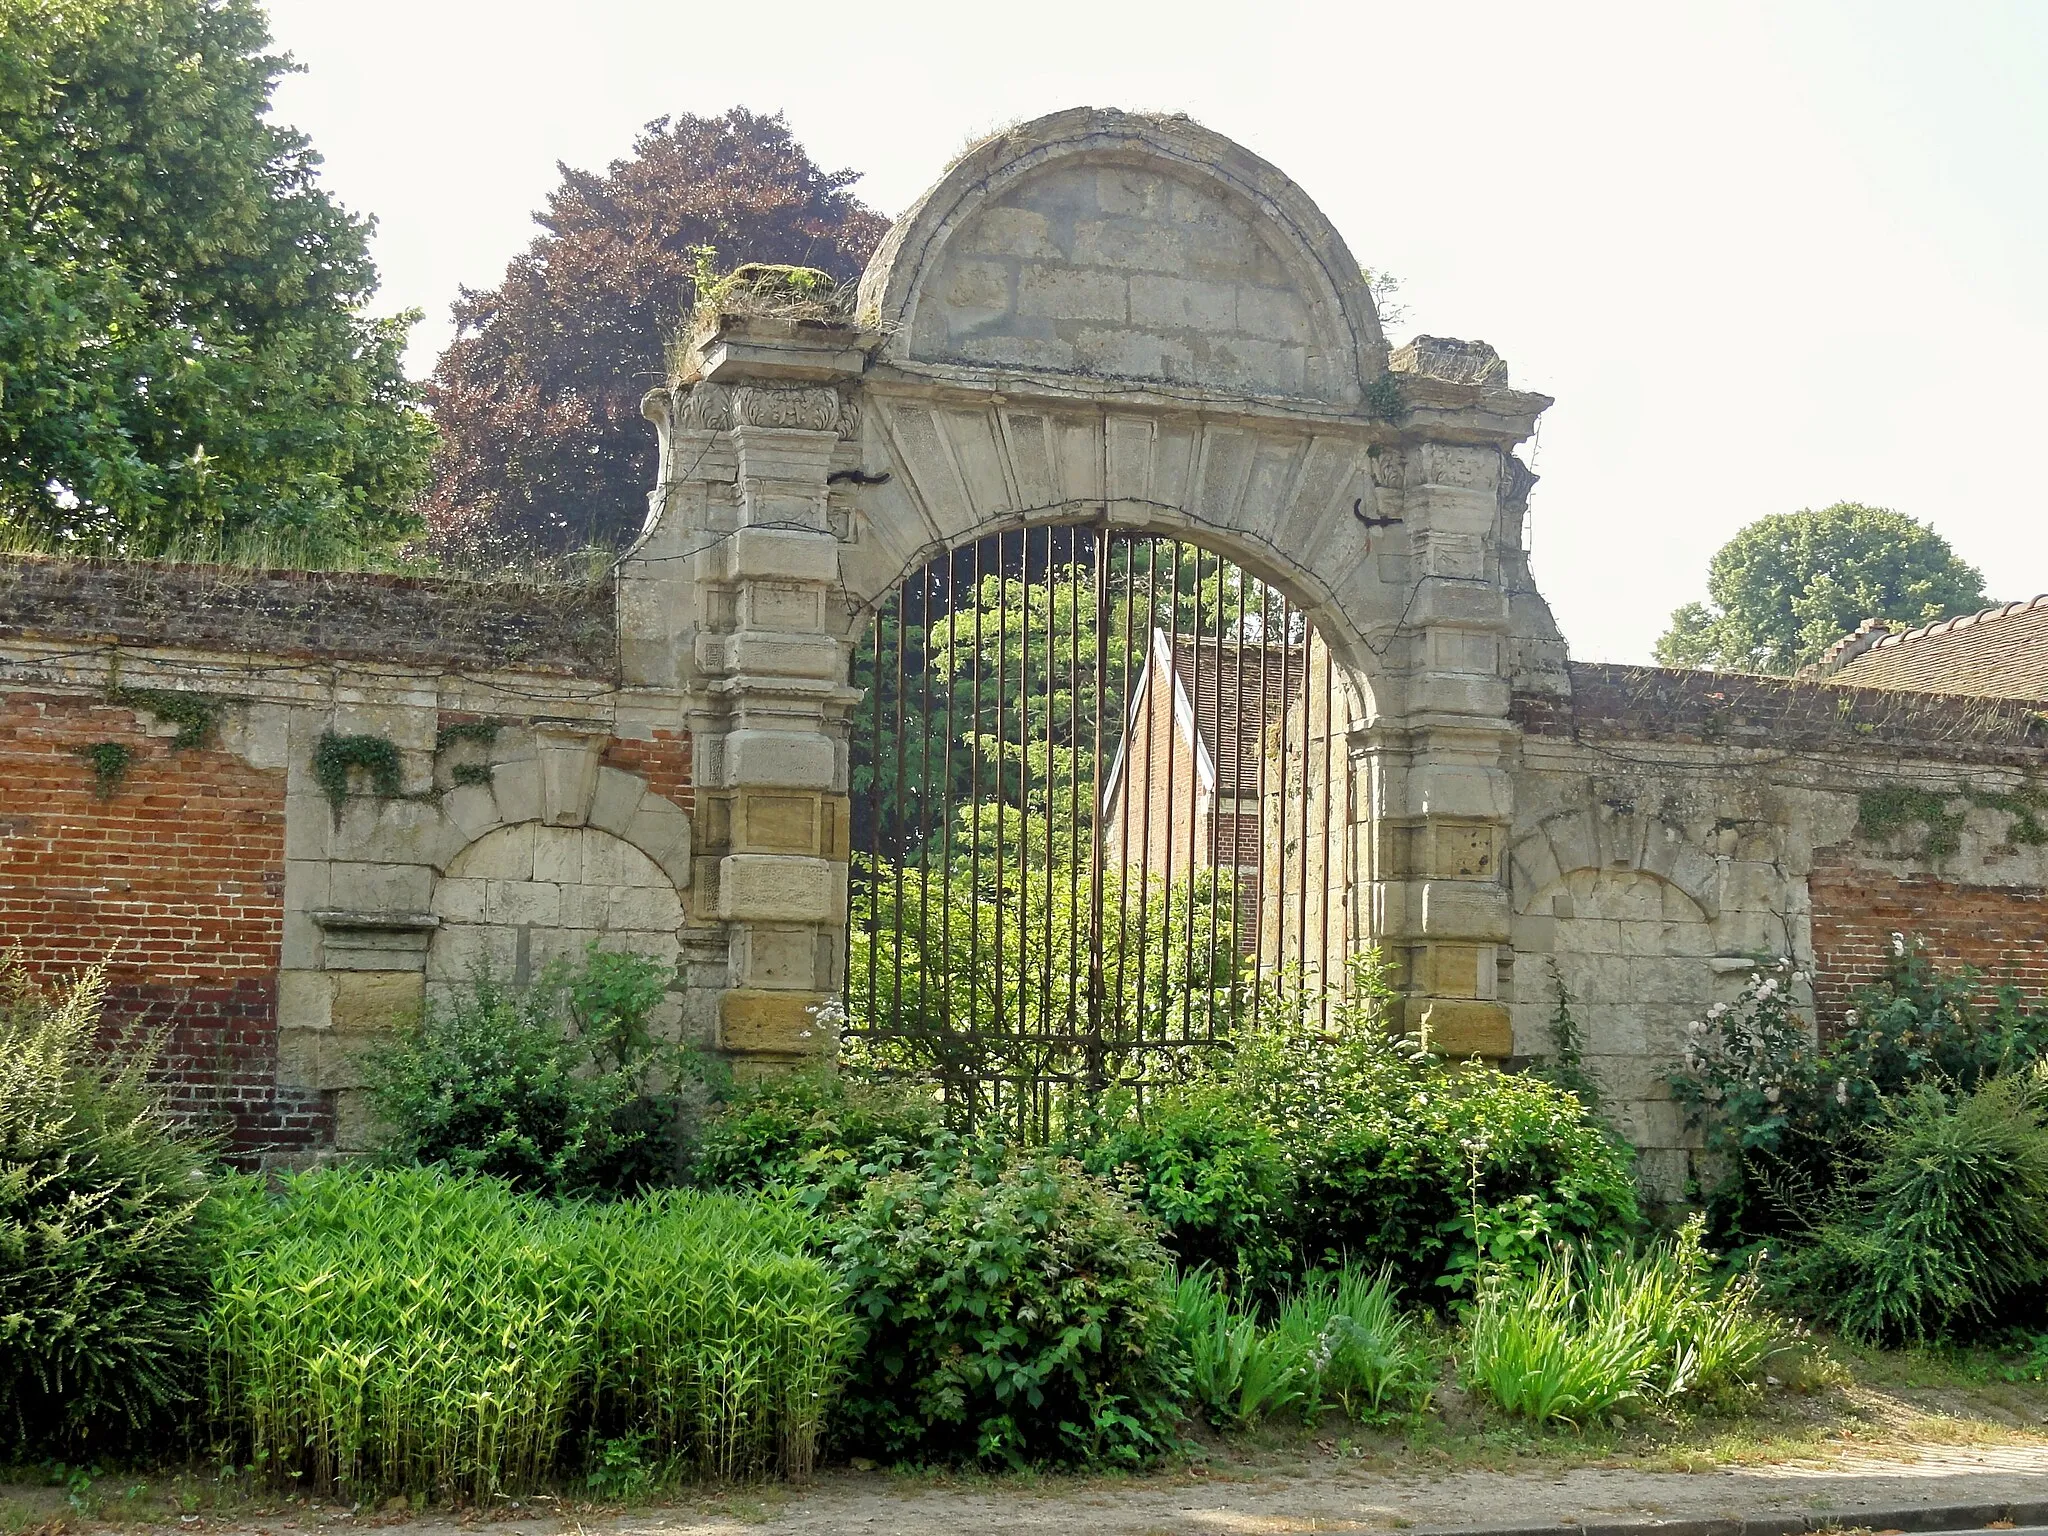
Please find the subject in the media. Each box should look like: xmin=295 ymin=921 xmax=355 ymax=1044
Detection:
xmin=731 ymin=386 xmax=843 ymax=434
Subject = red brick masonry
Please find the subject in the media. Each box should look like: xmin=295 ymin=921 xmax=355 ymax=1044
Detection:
xmin=0 ymin=692 xmax=320 ymax=1156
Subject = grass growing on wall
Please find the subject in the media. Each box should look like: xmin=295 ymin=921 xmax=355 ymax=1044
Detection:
xmin=206 ymin=1168 xmax=849 ymax=1499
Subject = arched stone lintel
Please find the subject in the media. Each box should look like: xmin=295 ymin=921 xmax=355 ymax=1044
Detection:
xmin=430 ymin=759 xmax=692 ymax=892
xmin=860 ymin=108 xmax=1386 ymax=407
xmin=1509 ymin=808 xmax=1723 ymax=922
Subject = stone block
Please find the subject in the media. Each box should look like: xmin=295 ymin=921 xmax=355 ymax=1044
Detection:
xmin=1421 ymin=880 xmax=1511 ymax=942
xmin=278 ymin=969 xmax=331 ymax=1034
xmin=737 ymin=924 xmax=827 ymax=989
xmin=534 ymin=724 xmax=604 ymax=827
xmin=531 ymin=825 xmax=584 ymax=885
xmin=330 ymin=970 xmax=423 ymax=1033
xmin=283 ymin=858 xmax=333 ymax=913
xmin=327 ymin=860 xmax=433 ymax=912
xmin=492 ymin=758 xmax=543 ymax=824
xmin=487 ymin=879 xmax=560 ymax=926
xmin=441 ymin=782 xmax=500 ymax=845
xmin=942 ymin=259 xmax=1012 ymax=314
xmin=1017 ymin=264 xmax=1126 ymax=322
xmin=276 ymin=1024 xmax=321 ymax=1090
xmin=722 ymin=730 xmax=838 ymax=791
xmin=435 ymin=875 xmax=488 ymax=922
xmin=1128 ymin=274 xmax=1235 ymax=331
xmin=718 ymin=989 xmax=833 ymax=1057
xmin=609 ymin=885 xmax=683 ymax=931
xmin=739 ymin=791 xmax=823 ymax=854
xmin=1234 ymin=285 xmax=1310 ymax=343
xmin=1509 ymin=835 xmax=1562 ymax=904
xmin=588 ymin=766 xmax=649 ymax=837
xmin=1071 ymin=219 xmax=1186 ymax=271
xmin=455 ymin=820 xmax=533 ymax=878
xmin=1073 ymin=325 xmax=1192 ymax=380
xmin=717 ymin=853 xmax=840 ymax=923
xmin=1406 ymin=763 xmax=1509 ymax=820
xmin=1419 ymin=942 xmax=1484 ymax=998
xmin=967 ymin=205 xmax=1060 ymax=258
xmin=627 ymin=802 xmax=692 ymax=887
xmin=1415 ymin=999 xmax=1514 ymax=1059
xmin=284 ymin=795 xmax=333 ymax=861
xmin=283 ymin=909 xmax=323 ymax=970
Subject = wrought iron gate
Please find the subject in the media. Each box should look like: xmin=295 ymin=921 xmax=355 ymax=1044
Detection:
xmin=848 ymin=525 xmax=1356 ymax=1133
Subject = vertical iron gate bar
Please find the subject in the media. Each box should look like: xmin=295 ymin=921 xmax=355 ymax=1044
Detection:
xmin=866 ymin=608 xmax=882 ymax=1035
xmin=915 ymin=573 xmax=933 ymax=1038
xmin=1039 ymin=526 xmax=1057 ymax=1134
xmin=1158 ymin=539 xmax=1183 ymax=1044
xmin=1320 ymin=633 xmax=1336 ymax=1026
xmin=1016 ymin=527 xmax=1034 ymax=1137
xmin=967 ymin=539 xmax=982 ymax=1059
xmin=1066 ymin=528 xmax=1082 ymax=1085
xmin=1296 ymin=613 xmax=1313 ymax=997
xmin=1225 ymin=559 xmax=1246 ymax=1030
xmin=890 ymin=586 xmax=908 ymax=1035
xmin=1181 ymin=546 xmax=1202 ymax=1047
xmin=1251 ymin=574 xmax=1270 ymax=1033
xmin=1274 ymin=595 xmax=1293 ymax=992
xmin=940 ymin=554 xmax=958 ymax=1034
xmin=1202 ymin=550 xmax=1225 ymax=1044
xmin=1087 ymin=520 xmax=1108 ymax=1090
xmin=992 ymin=536 xmax=1009 ymax=1123
xmin=1132 ymin=537 xmax=1157 ymax=1054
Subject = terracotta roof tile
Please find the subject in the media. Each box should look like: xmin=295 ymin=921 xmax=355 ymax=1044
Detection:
xmin=1819 ymin=595 xmax=2048 ymax=699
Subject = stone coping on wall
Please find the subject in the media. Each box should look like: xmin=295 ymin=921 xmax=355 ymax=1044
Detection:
xmin=1516 ymin=662 xmax=2048 ymax=767
xmin=0 ymin=556 xmax=617 ymax=677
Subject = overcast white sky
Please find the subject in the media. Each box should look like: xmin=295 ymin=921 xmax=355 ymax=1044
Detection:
xmin=262 ymin=0 xmax=2048 ymax=663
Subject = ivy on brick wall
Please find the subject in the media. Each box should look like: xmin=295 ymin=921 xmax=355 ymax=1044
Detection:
xmin=1857 ymin=782 xmax=2048 ymax=860
xmin=108 ymin=682 xmax=229 ymax=749
xmin=73 ymin=741 xmax=134 ymax=798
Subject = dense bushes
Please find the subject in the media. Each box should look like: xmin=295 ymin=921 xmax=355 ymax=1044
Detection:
xmin=1673 ymin=945 xmax=2048 ymax=1249
xmin=1778 ymin=1073 xmax=2048 ymax=1343
xmin=1090 ymin=970 xmax=1639 ymax=1301
xmin=1673 ymin=943 xmax=2048 ymax=1342
xmin=366 ymin=947 xmax=694 ymax=1197
xmin=0 ymin=957 xmax=218 ymax=1457
xmin=687 ymin=1070 xmax=951 ymax=1212
xmin=207 ymin=1167 xmax=848 ymax=1497
xmin=832 ymin=1147 xmax=1184 ymax=1467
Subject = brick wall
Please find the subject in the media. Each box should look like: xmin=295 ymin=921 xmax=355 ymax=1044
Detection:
xmin=0 ymin=692 xmax=320 ymax=1157
xmin=1810 ymin=863 xmax=2048 ymax=1028
xmin=603 ymin=728 xmax=695 ymax=814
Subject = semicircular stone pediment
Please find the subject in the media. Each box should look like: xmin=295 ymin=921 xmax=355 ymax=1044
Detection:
xmin=863 ymin=110 xmax=1384 ymax=409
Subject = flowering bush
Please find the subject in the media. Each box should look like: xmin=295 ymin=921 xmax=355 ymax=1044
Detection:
xmin=1669 ymin=937 xmax=2048 ymax=1248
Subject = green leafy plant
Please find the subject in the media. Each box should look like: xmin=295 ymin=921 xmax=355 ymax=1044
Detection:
xmin=1461 ymin=1258 xmax=1655 ymax=1427
xmin=205 ymin=1167 xmax=849 ymax=1498
xmin=1778 ymin=1071 xmax=2048 ymax=1344
xmin=0 ymin=954 xmax=218 ymax=1456
xmin=106 ymin=681 xmax=227 ymax=750
xmin=72 ymin=741 xmax=134 ymax=798
xmin=364 ymin=945 xmax=692 ymax=1198
xmin=830 ymin=1146 xmax=1185 ymax=1468
xmin=1228 ymin=956 xmax=1639 ymax=1299
xmin=688 ymin=1069 xmax=950 ymax=1215
xmin=1670 ymin=942 xmax=2048 ymax=1249
xmin=1082 ymin=1083 xmax=1297 ymax=1296
xmin=1462 ymin=1224 xmax=1787 ymax=1426
xmin=313 ymin=731 xmax=402 ymax=812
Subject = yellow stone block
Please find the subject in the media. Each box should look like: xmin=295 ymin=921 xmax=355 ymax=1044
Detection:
xmin=718 ymin=989 xmax=834 ymax=1057
xmin=1415 ymin=999 xmax=1513 ymax=1059
xmin=329 ymin=970 xmax=423 ymax=1032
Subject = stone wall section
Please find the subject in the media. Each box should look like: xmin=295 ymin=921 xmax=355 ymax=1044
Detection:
xmin=1512 ymin=661 xmax=2048 ymax=1200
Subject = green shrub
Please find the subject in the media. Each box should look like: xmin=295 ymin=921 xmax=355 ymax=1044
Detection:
xmin=1672 ymin=943 xmax=2048 ymax=1247
xmin=1168 ymin=1267 xmax=1304 ymax=1427
xmin=1082 ymin=1084 xmax=1296 ymax=1295
xmin=0 ymin=956 xmax=218 ymax=1456
xmin=831 ymin=1146 xmax=1184 ymax=1467
xmin=365 ymin=946 xmax=693 ymax=1197
xmin=688 ymin=1069 xmax=951 ymax=1214
xmin=1778 ymin=1072 xmax=2048 ymax=1343
xmin=206 ymin=1166 xmax=849 ymax=1498
xmin=1462 ymin=1224 xmax=1786 ymax=1425
xmin=1229 ymin=972 xmax=1639 ymax=1298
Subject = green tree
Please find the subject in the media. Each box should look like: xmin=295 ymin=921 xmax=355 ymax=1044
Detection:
xmin=1654 ymin=503 xmax=1989 ymax=674
xmin=0 ymin=0 xmax=434 ymax=557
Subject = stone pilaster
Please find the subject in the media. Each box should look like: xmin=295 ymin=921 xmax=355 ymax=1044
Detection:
xmin=644 ymin=318 xmax=872 ymax=1070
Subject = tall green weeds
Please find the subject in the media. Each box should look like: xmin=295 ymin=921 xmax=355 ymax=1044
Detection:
xmin=1462 ymin=1223 xmax=1784 ymax=1426
xmin=206 ymin=1168 xmax=849 ymax=1499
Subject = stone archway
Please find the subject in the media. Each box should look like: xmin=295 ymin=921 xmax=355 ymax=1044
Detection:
xmin=623 ymin=108 xmax=1558 ymax=1065
xmin=427 ymin=822 xmax=684 ymax=1027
